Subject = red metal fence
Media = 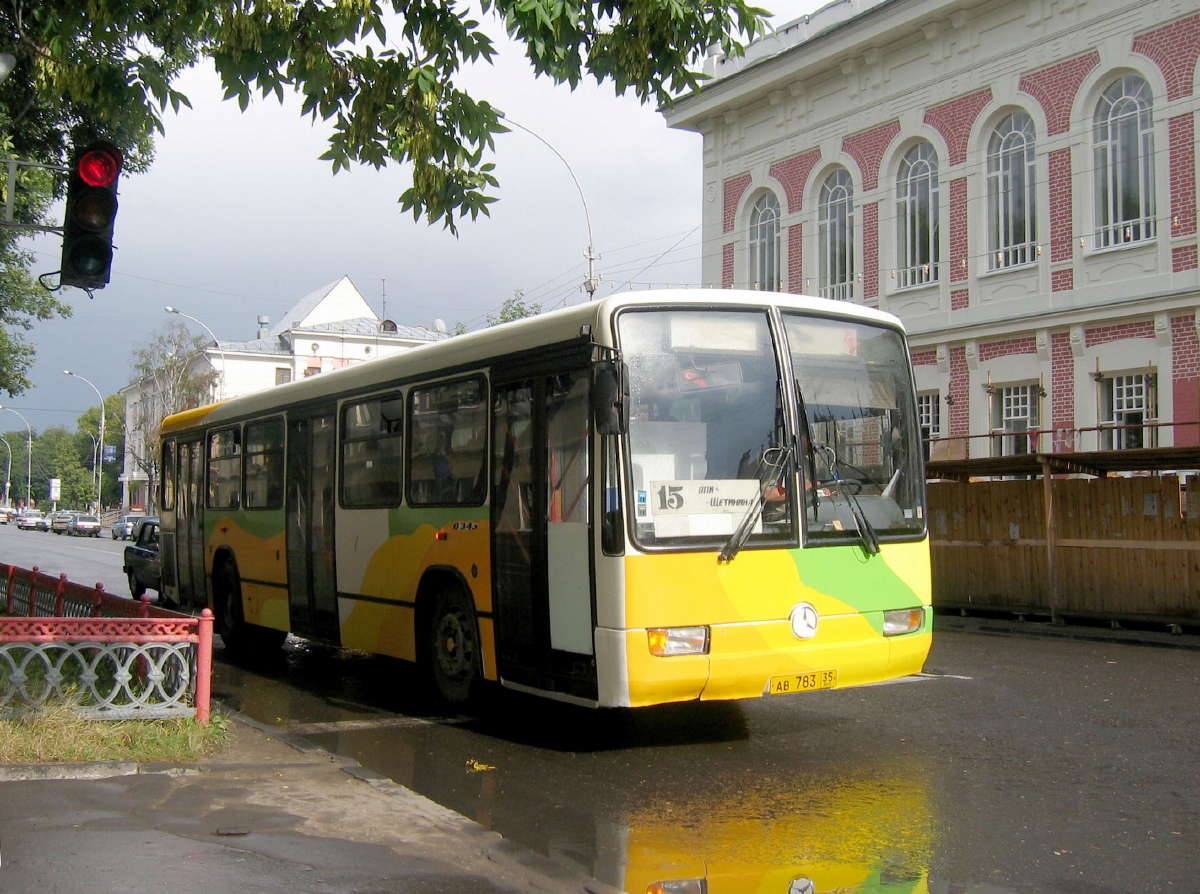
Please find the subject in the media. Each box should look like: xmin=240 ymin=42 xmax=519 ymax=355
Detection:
xmin=0 ymin=564 xmax=213 ymax=723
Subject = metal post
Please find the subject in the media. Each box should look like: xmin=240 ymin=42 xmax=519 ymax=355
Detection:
xmin=64 ymin=371 xmax=105 ymax=512
xmin=0 ymin=434 xmax=10 ymax=507
xmin=196 ymin=608 xmax=214 ymax=724
xmin=86 ymin=432 xmax=98 ymax=500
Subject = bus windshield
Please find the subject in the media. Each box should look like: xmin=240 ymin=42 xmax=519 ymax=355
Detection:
xmin=618 ymin=307 xmax=926 ymax=552
xmin=783 ymin=313 xmax=925 ymax=543
xmin=619 ymin=309 xmax=794 ymax=550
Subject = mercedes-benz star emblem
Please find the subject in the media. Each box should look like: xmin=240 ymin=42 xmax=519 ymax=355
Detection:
xmin=789 ymin=603 xmax=820 ymax=639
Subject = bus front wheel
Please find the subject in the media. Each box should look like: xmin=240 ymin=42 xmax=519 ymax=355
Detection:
xmin=428 ymin=588 xmax=479 ymax=705
xmin=214 ymin=563 xmax=250 ymax=654
xmin=215 ymin=563 xmax=285 ymax=655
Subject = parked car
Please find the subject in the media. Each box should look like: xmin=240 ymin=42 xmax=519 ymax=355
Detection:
xmin=50 ymin=510 xmax=78 ymax=534
xmin=67 ymin=514 xmax=102 ymax=537
xmin=0 ymin=507 xmax=14 ymax=524
xmin=16 ymin=509 xmax=47 ymax=531
xmin=123 ymin=516 xmax=161 ymax=598
xmin=111 ymin=515 xmax=141 ymax=540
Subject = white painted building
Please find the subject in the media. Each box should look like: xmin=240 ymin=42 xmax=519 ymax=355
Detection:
xmin=118 ymin=276 xmax=448 ymax=510
xmin=664 ymin=0 xmax=1200 ymax=461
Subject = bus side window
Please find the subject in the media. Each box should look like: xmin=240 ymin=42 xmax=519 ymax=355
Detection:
xmin=341 ymin=394 xmax=403 ymax=509
xmin=243 ymin=418 xmax=284 ymax=510
xmin=207 ymin=427 xmax=242 ymax=511
xmin=408 ymin=376 xmax=487 ymax=507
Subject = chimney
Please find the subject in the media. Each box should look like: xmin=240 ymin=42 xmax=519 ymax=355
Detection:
xmin=257 ymin=315 xmax=270 ymax=339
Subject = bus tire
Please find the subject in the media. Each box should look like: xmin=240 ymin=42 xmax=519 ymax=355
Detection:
xmin=214 ymin=562 xmax=251 ymax=654
xmin=214 ymin=561 xmax=285 ymax=655
xmin=428 ymin=588 xmax=479 ymax=706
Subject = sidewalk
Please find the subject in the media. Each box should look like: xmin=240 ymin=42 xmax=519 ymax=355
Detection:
xmin=934 ymin=610 xmax=1200 ymax=650
xmin=0 ymin=713 xmax=619 ymax=894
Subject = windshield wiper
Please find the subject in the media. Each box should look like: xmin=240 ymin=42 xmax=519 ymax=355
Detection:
xmin=793 ymin=379 xmax=819 ymax=517
xmin=718 ymin=446 xmax=790 ymax=564
xmin=821 ymin=446 xmax=880 ymax=556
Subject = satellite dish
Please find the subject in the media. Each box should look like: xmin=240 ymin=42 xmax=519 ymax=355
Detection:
xmin=433 ymin=319 xmax=448 ymax=333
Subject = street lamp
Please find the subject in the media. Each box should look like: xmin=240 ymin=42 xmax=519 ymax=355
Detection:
xmin=0 ymin=406 xmax=32 ymax=508
xmin=165 ymin=306 xmax=226 ymax=399
xmin=64 ymin=370 xmax=105 ymax=512
xmin=500 ymin=114 xmax=601 ymax=299
xmin=0 ymin=434 xmax=10 ymax=507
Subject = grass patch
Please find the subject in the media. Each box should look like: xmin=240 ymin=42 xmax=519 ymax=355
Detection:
xmin=0 ymin=704 xmax=230 ymax=764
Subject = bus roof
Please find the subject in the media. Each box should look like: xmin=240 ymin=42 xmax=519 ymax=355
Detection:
xmin=159 ymin=289 xmax=905 ymax=435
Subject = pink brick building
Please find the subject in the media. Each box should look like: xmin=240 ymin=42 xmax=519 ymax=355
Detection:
xmin=665 ymin=0 xmax=1200 ymax=458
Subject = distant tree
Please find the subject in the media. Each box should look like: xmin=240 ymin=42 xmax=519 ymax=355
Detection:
xmin=28 ymin=425 xmax=71 ymax=508
xmin=0 ymin=1 xmax=767 ymax=234
xmin=46 ymin=427 xmax=93 ymax=509
xmin=126 ymin=322 xmax=219 ymax=512
xmin=487 ymin=289 xmax=540 ymax=327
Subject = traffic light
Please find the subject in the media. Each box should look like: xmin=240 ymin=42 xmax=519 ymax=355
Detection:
xmin=60 ymin=139 xmax=123 ymax=291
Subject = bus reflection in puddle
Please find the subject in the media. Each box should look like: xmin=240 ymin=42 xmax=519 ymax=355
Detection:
xmin=608 ymin=761 xmax=934 ymax=894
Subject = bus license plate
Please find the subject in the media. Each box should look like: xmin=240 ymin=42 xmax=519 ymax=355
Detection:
xmin=769 ymin=669 xmax=837 ymax=695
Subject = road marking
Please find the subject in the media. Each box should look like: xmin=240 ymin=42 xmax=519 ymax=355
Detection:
xmin=916 ymin=671 xmax=973 ymax=680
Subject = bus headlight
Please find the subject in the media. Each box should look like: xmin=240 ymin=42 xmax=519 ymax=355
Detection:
xmin=647 ymin=879 xmax=707 ymax=894
xmin=883 ymin=608 xmax=924 ymax=636
xmin=647 ymin=626 xmax=710 ymax=656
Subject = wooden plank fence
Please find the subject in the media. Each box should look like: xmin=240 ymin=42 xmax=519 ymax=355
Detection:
xmin=928 ymin=475 xmax=1200 ymax=626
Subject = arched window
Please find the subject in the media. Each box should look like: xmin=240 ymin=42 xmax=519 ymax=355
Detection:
xmin=1093 ymin=75 xmax=1156 ymax=247
xmin=818 ymin=169 xmax=854 ymax=301
xmin=748 ymin=192 xmax=780 ymax=290
xmin=987 ymin=111 xmax=1037 ymax=269
xmin=896 ymin=142 xmax=940 ymax=287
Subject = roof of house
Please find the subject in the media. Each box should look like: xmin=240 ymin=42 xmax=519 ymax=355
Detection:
xmin=219 ymin=317 xmax=447 ymax=357
xmin=272 ymin=278 xmax=346 ymax=335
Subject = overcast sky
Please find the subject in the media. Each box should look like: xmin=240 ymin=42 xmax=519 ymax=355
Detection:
xmin=6 ymin=1 xmax=821 ymax=439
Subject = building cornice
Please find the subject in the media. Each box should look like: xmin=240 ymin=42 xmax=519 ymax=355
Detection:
xmin=906 ymin=286 xmax=1200 ymax=346
xmin=665 ymin=0 xmax=935 ymax=131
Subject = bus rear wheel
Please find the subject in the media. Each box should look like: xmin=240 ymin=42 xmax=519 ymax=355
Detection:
xmin=428 ymin=588 xmax=479 ymax=706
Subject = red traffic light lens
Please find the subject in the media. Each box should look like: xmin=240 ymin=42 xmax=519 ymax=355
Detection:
xmin=77 ymin=143 xmax=122 ymax=187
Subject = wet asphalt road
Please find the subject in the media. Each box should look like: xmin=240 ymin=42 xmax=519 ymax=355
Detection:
xmin=5 ymin=524 xmax=1198 ymax=892
xmin=210 ymin=626 xmax=1200 ymax=894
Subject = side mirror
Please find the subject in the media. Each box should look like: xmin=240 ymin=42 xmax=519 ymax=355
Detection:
xmin=593 ymin=360 xmax=629 ymax=435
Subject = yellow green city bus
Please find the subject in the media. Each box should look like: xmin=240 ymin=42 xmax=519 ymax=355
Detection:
xmin=157 ymin=290 xmax=931 ymax=707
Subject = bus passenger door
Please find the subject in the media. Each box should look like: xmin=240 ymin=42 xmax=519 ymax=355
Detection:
xmin=175 ymin=439 xmax=206 ymax=606
xmin=286 ymin=411 xmax=341 ymax=643
xmin=491 ymin=368 xmax=596 ymax=701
